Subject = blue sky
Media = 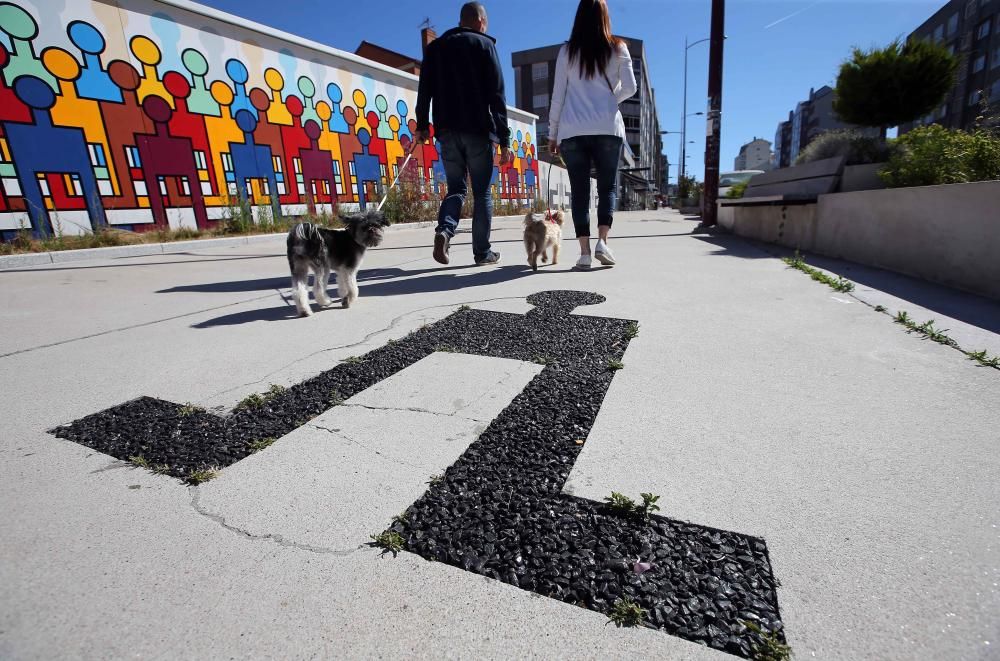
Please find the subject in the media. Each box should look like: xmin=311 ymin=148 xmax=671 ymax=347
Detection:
xmin=197 ymin=0 xmax=941 ymax=183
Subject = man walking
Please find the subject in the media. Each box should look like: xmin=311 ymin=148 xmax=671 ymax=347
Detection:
xmin=414 ymin=1 xmax=513 ymax=265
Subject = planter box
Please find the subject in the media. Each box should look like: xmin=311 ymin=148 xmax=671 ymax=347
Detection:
xmin=719 ymin=180 xmax=1000 ymax=300
xmin=840 ymin=163 xmax=887 ymax=193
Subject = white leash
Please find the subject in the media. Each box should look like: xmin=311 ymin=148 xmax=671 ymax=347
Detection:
xmin=376 ymin=151 xmax=415 ymax=212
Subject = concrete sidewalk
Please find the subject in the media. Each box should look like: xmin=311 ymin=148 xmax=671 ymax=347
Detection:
xmin=1 ymin=209 xmax=997 ymax=660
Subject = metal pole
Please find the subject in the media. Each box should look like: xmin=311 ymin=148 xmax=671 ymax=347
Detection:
xmin=701 ymin=0 xmax=725 ymax=226
xmin=680 ymin=36 xmax=688 ymax=194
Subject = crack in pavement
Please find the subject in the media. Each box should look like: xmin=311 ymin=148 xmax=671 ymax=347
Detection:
xmin=188 ymin=486 xmax=364 ymax=556
xmin=310 ymin=423 xmax=430 ymax=470
xmin=337 ymin=402 xmax=486 ymax=423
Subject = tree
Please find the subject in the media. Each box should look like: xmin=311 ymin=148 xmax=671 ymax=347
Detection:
xmin=834 ymin=39 xmax=957 ymax=137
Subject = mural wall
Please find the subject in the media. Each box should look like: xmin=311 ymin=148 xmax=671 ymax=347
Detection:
xmin=0 ymin=0 xmax=540 ymax=238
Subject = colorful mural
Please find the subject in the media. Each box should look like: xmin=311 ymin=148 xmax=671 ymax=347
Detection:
xmin=0 ymin=0 xmax=539 ymax=238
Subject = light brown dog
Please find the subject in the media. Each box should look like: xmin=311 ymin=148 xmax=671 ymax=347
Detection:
xmin=523 ymin=210 xmax=564 ymax=271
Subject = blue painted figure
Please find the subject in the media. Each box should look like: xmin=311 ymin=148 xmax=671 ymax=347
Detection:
xmin=325 ymin=83 xmax=349 ymax=133
xmin=66 ymin=20 xmax=120 ymax=102
xmin=353 ymin=129 xmax=382 ymax=210
xmin=3 ymin=76 xmax=106 ymax=236
xmin=229 ymin=109 xmax=280 ymax=217
xmin=225 ymin=58 xmax=256 ymax=119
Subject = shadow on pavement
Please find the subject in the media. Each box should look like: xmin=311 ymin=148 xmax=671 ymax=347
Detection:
xmin=191 ymin=264 xmax=539 ymax=328
xmin=696 ymin=234 xmax=1000 ymax=336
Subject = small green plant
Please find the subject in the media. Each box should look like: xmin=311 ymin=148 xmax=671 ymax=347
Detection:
xmin=458 ymin=304 xmax=471 ymax=311
xmin=724 ymin=180 xmax=749 ymax=199
xmin=185 ymin=468 xmax=218 ymax=485
xmin=894 ymin=310 xmax=911 ymax=325
xmin=743 ymin=620 xmax=792 ymax=661
xmin=532 ymin=355 xmax=553 ymax=366
xmin=607 ymin=597 xmax=645 ymax=627
xmin=342 ymin=355 xmax=362 ymax=364
xmin=178 ymin=403 xmax=203 ymax=417
xmin=328 ymin=390 xmax=344 ymax=407
xmin=129 ymin=455 xmax=149 ymax=468
xmin=782 ymin=252 xmax=855 ymax=292
xmin=874 ymin=305 xmax=887 ymax=312
xmin=266 ymin=384 xmax=287 ymax=397
xmin=248 ymin=437 xmax=276 ymax=452
xmin=427 ymin=473 xmax=444 ymax=486
xmin=624 ymin=321 xmax=640 ymax=339
xmin=236 ymin=392 xmax=266 ymax=410
xmin=607 ymin=358 xmax=624 ymax=371
xmin=639 ymin=492 xmax=661 ymax=519
xmin=434 ymin=344 xmax=457 ymax=353
xmin=369 ymin=530 xmax=405 ymax=555
xmin=604 ymin=491 xmax=637 ymax=516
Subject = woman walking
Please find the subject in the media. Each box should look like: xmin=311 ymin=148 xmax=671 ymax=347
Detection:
xmin=547 ymin=0 xmax=637 ymax=269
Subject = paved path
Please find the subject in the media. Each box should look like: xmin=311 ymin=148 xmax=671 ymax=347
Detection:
xmin=1 ymin=209 xmax=997 ymax=660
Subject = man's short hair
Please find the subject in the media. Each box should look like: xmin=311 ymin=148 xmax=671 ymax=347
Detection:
xmin=460 ymin=2 xmax=486 ymax=25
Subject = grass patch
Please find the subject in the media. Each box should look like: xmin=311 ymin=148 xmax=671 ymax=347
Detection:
xmin=607 ymin=358 xmax=624 ymax=371
xmin=248 ymin=437 xmax=276 ymax=453
xmin=177 ymin=403 xmax=203 ymax=417
xmin=235 ymin=384 xmax=287 ymax=410
xmin=342 ymin=355 xmax=363 ymax=364
xmin=129 ymin=455 xmax=170 ymax=475
xmin=607 ymin=597 xmax=645 ymax=627
xmin=743 ymin=620 xmax=792 ymax=661
xmin=625 ymin=321 xmax=640 ymax=339
xmin=782 ymin=251 xmax=855 ymax=292
xmin=892 ymin=310 xmax=1000 ymax=369
xmin=129 ymin=455 xmax=149 ymax=468
xmin=532 ymin=355 xmax=553 ymax=366
xmin=457 ymin=304 xmax=471 ymax=311
xmin=427 ymin=473 xmax=444 ymax=486
xmin=434 ymin=344 xmax=458 ymax=353
xmin=185 ymin=468 xmax=218 ymax=485
xmin=369 ymin=530 xmax=405 ymax=556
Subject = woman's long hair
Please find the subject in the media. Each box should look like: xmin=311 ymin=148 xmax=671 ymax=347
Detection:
xmin=567 ymin=0 xmax=621 ymax=79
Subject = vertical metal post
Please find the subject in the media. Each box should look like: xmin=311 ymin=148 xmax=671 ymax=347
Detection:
xmin=680 ymin=36 xmax=688 ymax=193
xmin=701 ymin=0 xmax=725 ymax=226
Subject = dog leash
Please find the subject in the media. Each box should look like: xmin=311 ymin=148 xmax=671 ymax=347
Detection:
xmin=376 ymin=151 xmax=415 ymax=212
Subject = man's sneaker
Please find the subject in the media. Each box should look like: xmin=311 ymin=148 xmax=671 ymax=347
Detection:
xmin=594 ymin=240 xmax=616 ymax=266
xmin=475 ymin=250 xmax=501 ymax=266
xmin=575 ymin=254 xmax=592 ymax=270
xmin=433 ymin=232 xmax=450 ymax=265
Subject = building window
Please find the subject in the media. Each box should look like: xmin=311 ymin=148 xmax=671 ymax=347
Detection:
xmin=973 ymin=54 xmax=987 ymax=72
xmin=532 ymin=93 xmax=548 ymax=110
xmin=947 ymin=13 xmax=959 ymax=35
xmin=531 ymin=62 xmax=547 ymax=81
xmin=977 ymin=20 xmax=991 ymax=39
xmin=933 ymin=24 xmax=945 ymax=41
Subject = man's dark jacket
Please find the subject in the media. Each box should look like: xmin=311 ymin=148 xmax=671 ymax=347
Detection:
xmin=415 ymin=27 xmax=511 ymax=146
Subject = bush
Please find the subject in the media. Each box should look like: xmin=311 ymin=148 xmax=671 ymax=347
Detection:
xmin=879 ymin=125 xmax=1000 ymax=188
xmin=834 ymin=39 xmax=957 ymax=133
xmin=795 ymin=129 xmax=894 ymax=166
xmin=725 ymin=181 xmax=748 ymax=198
xmin=380 ymin=162 xmax=438 ymax=223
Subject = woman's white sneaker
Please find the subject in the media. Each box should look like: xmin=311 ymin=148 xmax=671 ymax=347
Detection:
xmin=594 ymin=240 xmax=616 ymax=265
xmin=575 ymin=254 xmax=592 ymax=270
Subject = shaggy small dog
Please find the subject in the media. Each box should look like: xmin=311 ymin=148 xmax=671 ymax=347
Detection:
xmin=523 ymin=209 xmax=564 ymax=271
xmin=287 ymin=209 xmax=389 ymax=316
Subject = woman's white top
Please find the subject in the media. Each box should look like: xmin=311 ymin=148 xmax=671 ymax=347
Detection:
xmin=548 ymin=41 xmax=638 ymax=143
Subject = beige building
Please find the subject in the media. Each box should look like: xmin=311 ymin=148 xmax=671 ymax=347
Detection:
xmin=734 ymin=138 xmax=773 ymax=171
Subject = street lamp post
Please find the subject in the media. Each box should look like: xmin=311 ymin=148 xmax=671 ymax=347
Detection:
xmin=681 ymin=36 xmax=711 ymax=189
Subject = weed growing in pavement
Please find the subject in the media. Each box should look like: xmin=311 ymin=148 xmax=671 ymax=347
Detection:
xmin=892 ymin=310 xmax=1000 ymax=369
xmin=604 ymin=492 xmax=661 ymax=520
xmin=248 ymin=437 xmax=276 ymax=453
xmin=185 ymin=468 xmax=218 ymax=485
xmin=532 ymin=355 xmax=553 ymax=366
xmin=742 ymin=620 xmax=792 ymax=661
xmin=236 ymin=384 xmax=287 ymax=410
xmin=607 ymin=358 xmax=625 ymax=371
xmin=434 ymin=344 xmax=458 ymax=353
xmin=625 ymin=321 xmax=640 ymax=339
xmin=369 ymin=530 xmax=405 ymax=556
xmin=457 ymin=304 xmax=471 ymax=312
xmin=782 ymin=251 xmax=855 ymax=292
xmin=129 ymin=455 xmax=149 ymax=468
xmin=427 ymin=473 xmax=444 ymax=486
xmin=342 ymin=355 xmax=363 ymax=364
xmin=607 ymin=597 xmax=645 ymax=627
xmin=874 ymin=305 xmax=887 ymax=312
xmin=178 ymin=403 xmax=203 ymax=417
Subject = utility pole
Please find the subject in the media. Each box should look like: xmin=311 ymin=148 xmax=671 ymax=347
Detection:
xmin=701 ymin=0 xmax=725 ymax=226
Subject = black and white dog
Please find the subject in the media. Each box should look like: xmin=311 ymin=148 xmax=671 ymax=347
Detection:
xmin=286 ymin=210 xmax=389 ymax=316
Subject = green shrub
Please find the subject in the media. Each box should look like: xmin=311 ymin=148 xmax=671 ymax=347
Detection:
xmin=725 ymin=180 xmax=749 ymax=198
xmin=879 ymin=125 xmax=1000 ymax=188
xmin=795 ymin=129 xmax=893 ymax=166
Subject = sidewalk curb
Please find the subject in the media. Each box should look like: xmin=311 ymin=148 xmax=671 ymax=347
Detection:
xmin=0 ymin=215 xmax=527 ymax=269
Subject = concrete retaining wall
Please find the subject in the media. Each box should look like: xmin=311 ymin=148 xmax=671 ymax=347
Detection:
xmin=718 ymin=180 xmax=1000 ymax=300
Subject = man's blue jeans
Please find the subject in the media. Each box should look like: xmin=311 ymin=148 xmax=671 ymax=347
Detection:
xmin=436 ymin=132 xmax=495 ymax=261
xmin=559 ymin=135 xmax=623 ymax=238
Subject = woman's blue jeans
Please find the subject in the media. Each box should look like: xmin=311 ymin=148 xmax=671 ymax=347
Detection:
xmin=558 ymin=135 xmax=623 ymax=238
